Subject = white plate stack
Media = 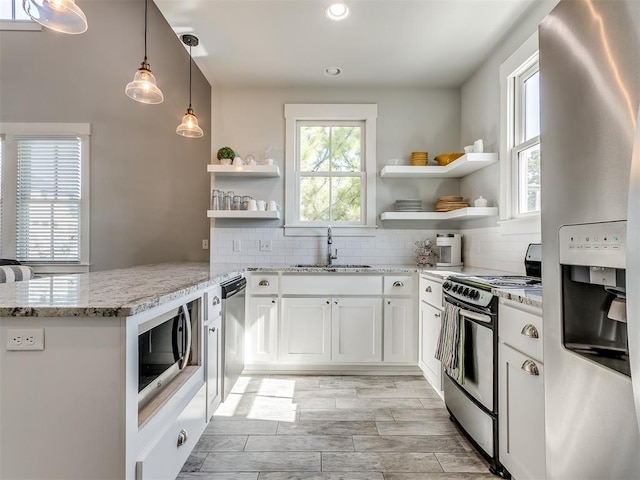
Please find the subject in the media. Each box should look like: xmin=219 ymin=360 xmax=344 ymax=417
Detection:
xmin=395 ymin=199 xmax=423 ymax=212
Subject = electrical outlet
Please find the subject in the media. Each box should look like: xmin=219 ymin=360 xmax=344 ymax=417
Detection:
xmin=202 ymin=239 xmax=209 ymax=250
xmin=259 ymin=240 xmax=272 ymax=252
xmin=233 ymin=239 xmax=241 ymax=252
xmin=6 ymin=328 xmax=44 ymax=351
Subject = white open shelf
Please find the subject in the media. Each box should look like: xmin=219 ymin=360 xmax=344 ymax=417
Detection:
xmin=379 ymin=207 xmax=498 ymax=222
xmin=207 ymin=164 xmax=281 ymax=177
xmin=380 ymin=153 xmax=498 ymax=179
xmin=207 ymin=210 xmax=281 ymax=220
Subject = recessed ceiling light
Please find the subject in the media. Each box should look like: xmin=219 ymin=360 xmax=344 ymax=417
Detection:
xmin=324 ymin=66 xmax=342 ymax=77
xmin=326 ymin=3 xmax=350 ymax=21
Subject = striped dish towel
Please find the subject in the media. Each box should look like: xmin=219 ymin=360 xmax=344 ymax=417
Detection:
xmin=0 ymin=266 xmax=34 ymax=283
xmin=435 ymin=302 xmax=465 ymax=384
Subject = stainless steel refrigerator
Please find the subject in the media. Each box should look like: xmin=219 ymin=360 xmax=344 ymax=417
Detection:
xmin=541 ymin=0 xmax=640 ymax=478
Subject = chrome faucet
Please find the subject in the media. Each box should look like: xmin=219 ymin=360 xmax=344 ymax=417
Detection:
xmin=327 ymin=226 xmax=338 ymax=266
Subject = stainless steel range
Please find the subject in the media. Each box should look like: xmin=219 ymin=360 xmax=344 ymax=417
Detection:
xmin=441 ymin=246 xmax=541 ymax=478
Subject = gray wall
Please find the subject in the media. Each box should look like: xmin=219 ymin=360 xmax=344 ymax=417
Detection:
xmin=0 ymin=0 xmax=211 ymax=271
xmin=458 ymin=0 xmax=559 ymax=229
xmin=210 ymin=86 xmax=461 ymax=230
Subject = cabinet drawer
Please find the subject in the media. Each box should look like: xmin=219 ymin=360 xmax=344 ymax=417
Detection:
xmin=419 ymin=275 xmax=443 ymax=308
xmin=499 ymin=300 xmax=543 ymax=363
xmin=383 ymin=275 xmax=414 ymax=296
xmin=249 ymin=273 xmax=279 ymax=295
xmin=136 ymin=384 xmax=207 ymax=480
xmin=281 ymin=274 xmax=382 ymax=296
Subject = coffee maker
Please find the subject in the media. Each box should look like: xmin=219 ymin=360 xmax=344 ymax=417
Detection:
xmin=436 ymin=233 xmax=462 ymax=267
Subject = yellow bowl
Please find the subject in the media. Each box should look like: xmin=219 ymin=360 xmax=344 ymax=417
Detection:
xmin=435 ymin=152 xmax=464 ymax=166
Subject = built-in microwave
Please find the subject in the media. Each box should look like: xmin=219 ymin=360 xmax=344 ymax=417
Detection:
xmin=138 ymin=301 xmax=195 ymax=409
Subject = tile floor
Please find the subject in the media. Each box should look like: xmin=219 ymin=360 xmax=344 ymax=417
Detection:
xmin=178 ymin=375 xmax=494 ymax=480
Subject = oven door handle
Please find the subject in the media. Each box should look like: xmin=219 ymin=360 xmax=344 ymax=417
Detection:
xmin=180 ymin=304 xmax=192 ymax=369
xmin=458 ymin=308 xmax=492 ymax=324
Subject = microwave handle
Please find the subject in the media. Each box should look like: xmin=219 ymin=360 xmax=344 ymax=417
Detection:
xmin=180 ymin=304 xmax=192 ymax=369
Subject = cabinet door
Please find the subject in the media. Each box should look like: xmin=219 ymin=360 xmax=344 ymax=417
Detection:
xmin=280 ymin=297 xmax=331 ymax=363
xmin=383 ymin=298 xmax=417 ymax=363
xmin=205 ymin=315 xmax=222 ymax=419
xmin=332 ymin=297 xmax=382 ymax=363
xmin=419 ymin=300 xmax=443 ymax=392
xmin=246 ymin=296 xmax=279 ymax=363
xmin=499 ymin=343 xmax=545 ymax=480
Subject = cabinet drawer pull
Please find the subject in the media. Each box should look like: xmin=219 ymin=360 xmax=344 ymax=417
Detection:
xmin=177 ymin=429 xmax=189 ymax=447
xmin=521 ymin=360 xmax=540 ymax=376
xmin=425 ymin=285 xmax=432 ymax=292
xmin=521 ymin=324 xmax=539 ymax=338
xmin=212 ymin=296 xmax=220 ymax=305
xmin=258 ymin=280 xmax=270 ymax=287
xmin=393 ymin=281 xmax=404 ymax=287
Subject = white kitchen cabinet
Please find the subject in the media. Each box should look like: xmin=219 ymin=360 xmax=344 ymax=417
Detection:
xmin=246 ymin=296 xmax=279 ymax=363
xmin=419 ymin=300 xmax=443 ymax=391
xmin=498 ymin=299 xmax=545 ymax=480
xmin=332 ymin=297 xmax=382 ymax=362
xmin=499 ymin=342 xmax=545 ymax=480
xmin=384 ymin=298 xmax=417 ymax=363
xmin=205 ymin=286 xmax=223 ymax=419
xmin=418 ymin=275 xmax=444 ymax=396
xmin=280 ymin=297 xmax=332 ymax=363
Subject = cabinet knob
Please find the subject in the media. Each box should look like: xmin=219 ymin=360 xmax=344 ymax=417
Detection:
xmin=271 ymin=299 xmax=276 ymax=304
xmin=520 ymin=324 xmax=539 ymax=338
xmin=425 ymin=286 xmax=432 ymax=293
xmin=258 ymin=280 xmax=270 ymax=287
xmin=334 ymin=300 xmax=338 ymax=305
xmin=521 ymin=360 xmax=540 ymax=376
xmin=209 ymin=327 xmax=216 ymax=333
xmin=388 ymin=300 xmax=391 ymax=305
xmin=177 ymin=429 xmax=189 ymax=447
xmin=326 ymin=300 xmax=330 ymax=305
xmin=435 ymin=313 xmax=441 ymax=318
xmin=393 ymin=281 xmax=404 ymax=287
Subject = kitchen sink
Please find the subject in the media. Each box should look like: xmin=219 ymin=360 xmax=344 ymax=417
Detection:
xmin=292 ymin=264 xmax=371 ymax=269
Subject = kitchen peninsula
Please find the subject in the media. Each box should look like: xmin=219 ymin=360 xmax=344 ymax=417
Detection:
xmin=0 ymin=262 xmax=538 ymax=479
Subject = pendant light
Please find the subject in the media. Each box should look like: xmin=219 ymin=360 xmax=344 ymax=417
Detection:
xmin=22 ymin=0 xmax=88 ymax=34
xmin=176 ymin=34 xmax=204 ymax=138
xmin=125 ymin=0 xmax=163 ymax=104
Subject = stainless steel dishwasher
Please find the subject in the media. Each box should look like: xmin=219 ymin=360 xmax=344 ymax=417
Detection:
xmin=221 ymin=275 xmax=246 ymax=401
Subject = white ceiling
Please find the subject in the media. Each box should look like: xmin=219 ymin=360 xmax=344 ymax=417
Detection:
xmin=154 ymin=0 xmax=537 ymax=88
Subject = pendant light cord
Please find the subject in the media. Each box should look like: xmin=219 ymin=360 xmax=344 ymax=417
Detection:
xmin=144 ymin=0 xmax=148 ymax=62
xmin=189 ymin=42 xmax=193 ymax=108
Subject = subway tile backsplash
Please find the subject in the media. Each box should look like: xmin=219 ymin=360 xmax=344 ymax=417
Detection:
xmin=210 ymin=226 xmax=540 ymax=273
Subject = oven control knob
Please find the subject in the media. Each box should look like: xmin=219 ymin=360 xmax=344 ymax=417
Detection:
xmin=452 ymin=285 xmax=459 ymax=293
xmin=443 ymin=281 xmax=451 ymax=290
xmin=471 ymin=290 xmax=480 ymax=300
xmin=463 ymin=287 xmax=470 ymax=296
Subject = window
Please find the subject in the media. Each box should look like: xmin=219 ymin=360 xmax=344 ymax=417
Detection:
xmin=0 ymin=124 xmax=90 ymax=273
xmin=0 ymin=0 xmax=40 ymax=30
xmin=499 ymin=32 xmax=541 ymax=223
xmin=285 ymin=104 xmax=377 ymax=236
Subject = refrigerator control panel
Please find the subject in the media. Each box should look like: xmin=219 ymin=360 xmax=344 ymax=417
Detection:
xmin=559 ymin=220 xmax=626 ymax=268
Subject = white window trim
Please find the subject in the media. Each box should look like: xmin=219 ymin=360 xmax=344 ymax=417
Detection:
xmin=499 ymin=32 xmax=541 ymax=229
xmin=284 ymin=104 xmax=377 ymax=237
xmin=0 ymin=123 xmax=91 ymax=274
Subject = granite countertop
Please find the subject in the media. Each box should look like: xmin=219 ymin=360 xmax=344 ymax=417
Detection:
xmin=0 ymin=262 xmax=244 ymax=318
xmin=494 ymin=286 xmax=543 ymax=309
xmin=0 ymin=261 xmax=539 ymax=318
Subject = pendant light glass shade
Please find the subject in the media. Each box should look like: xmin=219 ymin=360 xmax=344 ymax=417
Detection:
xmin=176 ymin=34 xmax=203 ymax=139
xmin=126 ymin=0 xmax=163 ymax=104
xmin=176 ymin=107 xmax=204 ymax=138
xmin=125 ymin=59 xmax=164 ymax=104
xmin=22 ymin=0 xmax=88 ymax=34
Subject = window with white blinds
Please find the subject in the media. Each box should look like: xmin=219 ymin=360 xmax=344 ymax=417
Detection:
xmin=15 ymin=136 xmax=82 ymax=262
